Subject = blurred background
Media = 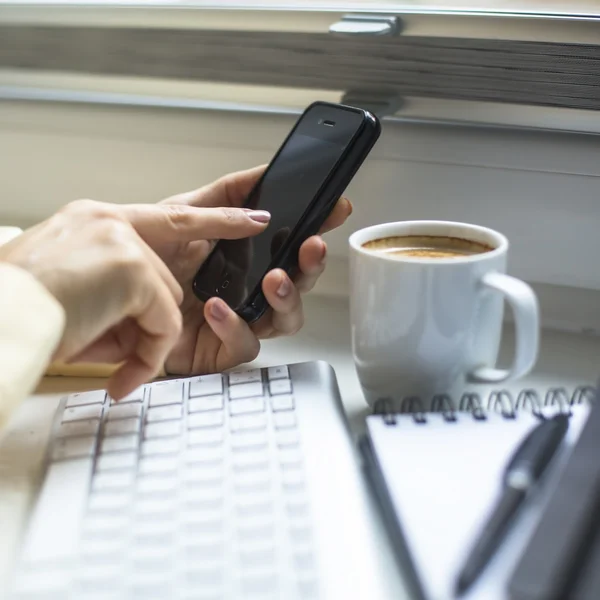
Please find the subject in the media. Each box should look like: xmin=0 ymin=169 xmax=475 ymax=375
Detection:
xmin=1 ymin=0 xmax=600 ymax=333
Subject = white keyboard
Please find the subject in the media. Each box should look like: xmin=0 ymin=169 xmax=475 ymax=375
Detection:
xmin=10 ymin=361 xmax=380 ymax=600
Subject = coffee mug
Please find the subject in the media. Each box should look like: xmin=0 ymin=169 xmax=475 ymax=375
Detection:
xmin=349 ymin=221 xmax=539 ymax=407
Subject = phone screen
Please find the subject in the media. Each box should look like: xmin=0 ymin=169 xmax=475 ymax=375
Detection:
xmin=193 ymin=104 xmax=365 ymax=311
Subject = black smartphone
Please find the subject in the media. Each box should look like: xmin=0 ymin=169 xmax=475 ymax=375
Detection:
xmin=192 ymin=101 xmax=381 ymax=323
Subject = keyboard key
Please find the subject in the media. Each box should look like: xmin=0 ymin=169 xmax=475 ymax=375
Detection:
xmin=141 ymin=438 xmax=181 ymax=456
xmin=89 ymin=491 xmax=132 ymax=512
xmin=93 ymin=470 xmax=135 ymax=491
xmin=139 ymin=455 xmax=180 ymax=476
xmin=81 ymin=536 xmax=125 ymax=559
xmin=230 ymin=430 xmax=268 ymax=450
xmin=134 ymin=496 xmax=177 ymax=518
xmin=273 ymin=411 xmax=296 ymax=429
xmin=149 ymin=381 xmax=183 ymax=407
xmin=232 ymin=450 xmax=269 ymax=471
xmin=131 ymin=543 xmax=173 ymax=564
xmin=240 ymin=571 xmax=276 ymax=596
xmin=110 ymin=386 xmax=145 ymax=405
xmin=237 ymin=515 xmax=275 ymax=540
xmin=189 ymin=374 xmax=223 ymax=398
xmin=146 ymin=404 xmax=182 ymax=423
xmin=267 ymin=365 xmax=289 ymax=381
xmin=182 ymin=464 xmax=223 ymax=485
xmin=133 ymin=518 xmax=176 ymax=542
xmin=57 ymin=419 xmax=99 ymax=438
xmin=229 ymin=369 xmax=262 ymax=385
xmin=96 ymin=451 xmax=137 ymax=472
xmin=235 ymin=492 xmax=273 ymax=516
xmin=63 ymin=404 xmax=103 ymax=423
xmin=182 ymin=509 xmax=223 ymax=533
xmin=298 ymin=577 xmax=319 ymax=598
xmin=281 ymin=469 xmax=305 ymax=491
xmin=145 ymin=420 xmax=182 ymax=439
xmin=189 ymin=394 xmax=224 ymax=413
xmin=278 ymin=447 xmax=303 ymax=468
xmin=271 ymin=394 xmax=294 ymax=412
xmin=230 ymin=413 xmax=267 ymax=432
xmin=275 ymin=429 xmax=300 ymax=448
xmin=239 ymin=544 xmax=276 ymax=566
xmin=188 ymin=411 xmax=224 ymax=429
xmin=229 ymin=382 xmax=263 ymax=400
xmin=52 ymin=436 xmax=96 ymax=461
xmin=66 ymin=390 xmax=106 ymax=408
xmin=84 ymin=514 xmax=130 ymax=537
xmin=183 ymin=485 xmax=223 ymax=509
xmin=101 ymin=434 xmax=139 ymax=453
xmin=107 ymin=403 xmax=142 ymax=421
xmin=188 ymin=428 xmax=224 ymax=447
xmin=234 ymin=470 xmax=271 ymax=492
xmin=229 ymin=397 xmax=265 ymax=416
xmin=185 ymin=445 xmax=223 ymax=466
xmin=104 ymin=417 xmax=140 ymax=437
xmin=269 ymin=379 xmax=292 ymax=396
xmin=286 ymin=497 xmax=310 ymax=518
xmin=137 ymin=475 xmax=179 ymax=495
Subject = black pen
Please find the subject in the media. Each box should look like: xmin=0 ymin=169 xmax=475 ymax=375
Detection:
xmin=455 ymin=414 xmax=570 ymax=597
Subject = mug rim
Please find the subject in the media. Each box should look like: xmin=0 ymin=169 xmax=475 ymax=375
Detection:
xmin=348 ymin=220 xmax=508 ymax=264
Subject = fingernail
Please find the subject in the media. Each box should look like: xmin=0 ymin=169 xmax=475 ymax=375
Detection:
xmin=247 ymin=210 xmax=271 ymax=223
xmin=210 ymin=299 xmax=228 ymax=321
xmin=277 ymin=273 xmax=292 ymax=298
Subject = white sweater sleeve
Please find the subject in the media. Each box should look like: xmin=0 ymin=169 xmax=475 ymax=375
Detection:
xmin=0 ymin=262 xmax=65 ymax=433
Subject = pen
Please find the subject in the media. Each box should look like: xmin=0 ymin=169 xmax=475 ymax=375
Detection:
xmin=455 ymin=414 xmax=570 ymax=597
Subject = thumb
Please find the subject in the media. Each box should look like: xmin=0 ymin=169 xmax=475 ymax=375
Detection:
xmin=120 ymin=204 xmax=271 ymax=243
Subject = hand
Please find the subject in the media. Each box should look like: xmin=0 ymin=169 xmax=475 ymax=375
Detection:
xmin=0 ymin=199 xmax=270 ymax=397
xmin=125 ymin=165 xmax=353 ymax=375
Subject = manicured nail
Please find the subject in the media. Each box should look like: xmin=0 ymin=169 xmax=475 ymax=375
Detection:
xmin=210 ymin=299 xmax=227 ymax=321
xmin=276 ymin=274 xmax=292 ymax=298
xmin=247 ymin=210 xmax=271 ymax=223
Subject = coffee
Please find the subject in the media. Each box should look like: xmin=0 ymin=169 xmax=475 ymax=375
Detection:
xmin=362 ymin=235 xmax=494 ymax=259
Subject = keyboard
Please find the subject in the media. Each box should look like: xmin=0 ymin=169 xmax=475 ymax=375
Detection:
xmin=10 ymin=361 xmax=379 ymax=600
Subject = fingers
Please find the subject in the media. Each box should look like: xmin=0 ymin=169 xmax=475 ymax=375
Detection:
xmin=120 ymin=204 xmax=271 ymax=244
xmin=261 ymin=269 xmax=304 ymax=335
xmin=138 ymin=238 xmax=184 ymax=305
xmin=161 ymin=165 xmax=267 ymax=209
xmin=108 ymin=267 xmax=183 ymax=399
xmin=319 ymin=196 xmax=353 ymax=234
xmin=203 ymin=298 xmax=261 ymax=370
xmin=294 ymin=236 xmax=327 ymax=294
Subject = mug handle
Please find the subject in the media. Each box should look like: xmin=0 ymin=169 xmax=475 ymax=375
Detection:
xmin=468 ymin=272 xmax=539 ymax=384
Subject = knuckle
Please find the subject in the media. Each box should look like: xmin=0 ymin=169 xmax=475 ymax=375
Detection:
xmin=62 ymin=198 xmax=114 ymax=218
xmin=220 ymin=207 xmax=240 ymax=224
xmin=163 ymin=204 xmax=191 ymax=229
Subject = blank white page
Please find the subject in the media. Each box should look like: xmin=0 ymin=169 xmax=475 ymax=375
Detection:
xmin=366 ymin=405 xmax=590 ymax=600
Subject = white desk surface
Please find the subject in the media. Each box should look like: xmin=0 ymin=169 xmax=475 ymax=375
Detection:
xmin=0 ymin=294 xmax=599 ymax=598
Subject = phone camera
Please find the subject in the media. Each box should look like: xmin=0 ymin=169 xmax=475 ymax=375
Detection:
xmin=221 ymin=280 xmax=230 ymax=289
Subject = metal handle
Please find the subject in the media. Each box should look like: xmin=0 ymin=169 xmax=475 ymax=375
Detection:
xmin=329 ymin=15 xmax=402 ymax=37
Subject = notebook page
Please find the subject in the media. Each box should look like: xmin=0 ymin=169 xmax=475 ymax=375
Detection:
xmin=366 ymin=406 xmax=590 ymax=600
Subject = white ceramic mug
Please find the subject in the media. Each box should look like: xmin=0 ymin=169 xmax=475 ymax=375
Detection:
xmin=349 ymin=221 xmax=539 ymax=407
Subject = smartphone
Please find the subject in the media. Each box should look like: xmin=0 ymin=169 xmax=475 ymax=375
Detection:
xmin=192 ymin=101 xmax=381 ymax=323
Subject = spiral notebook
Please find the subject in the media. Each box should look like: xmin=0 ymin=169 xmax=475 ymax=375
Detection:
xmin=360 ymin=386 xmax=597 ymax=600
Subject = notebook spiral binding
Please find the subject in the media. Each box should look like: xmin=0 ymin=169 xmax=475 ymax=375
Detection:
xmin=374 ymin=385 xmax=597 ymax=426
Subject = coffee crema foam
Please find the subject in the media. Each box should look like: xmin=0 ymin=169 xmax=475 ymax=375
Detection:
xmin=362 ymin=235 xmax=494 ymax=259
